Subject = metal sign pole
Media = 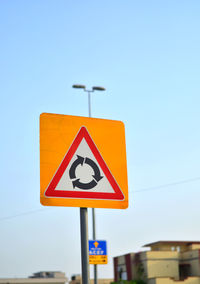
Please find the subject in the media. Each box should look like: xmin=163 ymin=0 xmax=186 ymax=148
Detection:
xmin=87 ymin=90 xmax=98 ymax=284
xmin=92 ymin=207 xmax=97 ymax=284
xmin=72 ymin=84 xmax=106 ymax=284
xmin=80 ymin=207 xmax=90 ymax=284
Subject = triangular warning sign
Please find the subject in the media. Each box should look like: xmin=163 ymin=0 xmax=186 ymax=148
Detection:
xmin=45 ymin=126 xmax=124 ymax=200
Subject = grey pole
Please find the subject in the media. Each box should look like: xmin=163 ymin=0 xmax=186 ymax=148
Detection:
xmin=87 ymin=90 xmax=98 ymax=284
xmin=80 ymin=207 xmax=90 ymax=284
xmin=72 ymin=84 xmax=105 ymax=284
xmin=88 ymin=91 xmax=92 ymax=117
xmin=92 ymin=207 xmax=97 ymax=284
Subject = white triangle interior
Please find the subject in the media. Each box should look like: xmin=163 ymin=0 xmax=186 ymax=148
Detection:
xmin=55 ymin=138 xmax=115 ymax=193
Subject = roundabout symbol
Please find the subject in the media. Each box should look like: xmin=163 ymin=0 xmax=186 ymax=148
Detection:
xmin=42 ymin=124 xmax=126 ymax=207
xmin=69 ymin=155 xmax=103 ymax=190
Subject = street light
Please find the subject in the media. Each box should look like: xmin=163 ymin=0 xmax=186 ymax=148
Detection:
xmin=72 ymin=84 xmax=86 ymax=89
xmin=92 ymin=86 xmax=106 ymax=91
xmin=72 ymin=84 xmax=106 ymax=284
xmin=72 ymin=84 xmax=106 ymax=117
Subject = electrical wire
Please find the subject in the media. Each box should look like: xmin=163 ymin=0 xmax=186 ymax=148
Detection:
xmin=0 ymin=176 xmax=200 ymax=222
xmin=0 ymin=208 xmax=49 ymax=222
xmin=132 ymin=176 xmax=200 ymax=193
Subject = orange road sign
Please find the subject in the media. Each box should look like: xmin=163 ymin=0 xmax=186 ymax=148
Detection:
xmin=40 ymin=113 xmax=128 ymax=209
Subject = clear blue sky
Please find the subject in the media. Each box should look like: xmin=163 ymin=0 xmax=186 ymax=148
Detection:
xmin=0 ymin=0 xmax=200 ymax=280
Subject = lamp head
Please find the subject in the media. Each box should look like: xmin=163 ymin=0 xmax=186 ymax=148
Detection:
xmin=92 ymin=86 xmax=106 ymax=91
xmin=72 ymin=84 xmax=86 ymax=89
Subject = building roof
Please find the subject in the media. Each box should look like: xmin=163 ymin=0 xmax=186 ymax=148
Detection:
xmin=30 ymin=271 xmax=65 ymax=278
xmin=0 ymin=272 xmax=67 ymax=284
xmin=143 ymin=241 xmax=200 ymax=247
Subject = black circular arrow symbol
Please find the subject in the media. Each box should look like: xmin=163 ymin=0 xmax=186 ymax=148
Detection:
xmin=85 ymin=157 xmax=103 ymax=182
xmin=72 ymin=179 xmax=97 ymax=190
xmin=69 ymin=155 xmax=103 ymax=190
xmin=69 ymin=155 xmax=84 ymax=179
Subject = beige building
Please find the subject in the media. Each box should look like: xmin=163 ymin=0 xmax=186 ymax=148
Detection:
xmin=0 ymin=271 xmax=67 ymax=284
xmin=69 ymin=274 xmax=113 ymax=284
xmin=113 ymin=241 xmax=200 ymax=284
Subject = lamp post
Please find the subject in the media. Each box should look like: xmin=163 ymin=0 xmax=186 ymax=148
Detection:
xmin=72 ymin=85 xmax=105 ymax=117
xmin=72 ymin=84 xmax=106 ymax=284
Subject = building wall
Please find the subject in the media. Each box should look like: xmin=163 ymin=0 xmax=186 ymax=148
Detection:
xmin=150 ymin=244 xmax=187 ymax=252
xmin=114 ymin=243 xmax=200 ymax=283
xmin=144 ymin=251 xmax=179 ymax=280
xmin=0 ymin=280 xmax=66 ymax=284
xmin=117 ymin=255 xmax=127 ymax=280
xmin=113 ymin=257 xmax=118 ymax=282
xmin=134 ymin=252 xmax=148 ymax=281
xmin=0 ymin=272 xmax=67 ymax=284
xmin=180 ymin=249 xmax=200 ymax=277
xmin=189 ymin=245 xmax=200 ymax=251
xmin=114 ymin=251 xmax=179 ymax=281
xmin=90 ymin=279 xmax=113 ymax=284
xmin=148 ymin=277 xmax=200 ymax=284
xmin=113 ymin=254 xmax=133 ymax=281
xmin=150 ymin=244 xmax=179 ymax=252
xmin=69 ymin=277 xmax=113 ymax=284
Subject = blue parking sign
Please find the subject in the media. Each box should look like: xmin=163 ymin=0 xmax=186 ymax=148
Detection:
xmin=89 ymin=240 xmax=107 ymax=264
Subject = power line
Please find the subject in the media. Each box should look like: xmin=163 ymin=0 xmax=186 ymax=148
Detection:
xmin=0 ymin=176 xmax=200 ymax=222
xmin=132 ymin=176 xmax=200 ymax=193
xmin=0 ymin=208 xmax=49 ymax=222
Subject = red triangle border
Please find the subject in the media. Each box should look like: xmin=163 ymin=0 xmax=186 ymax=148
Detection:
xmin=45 ymin=126 xmax=124 ymax=201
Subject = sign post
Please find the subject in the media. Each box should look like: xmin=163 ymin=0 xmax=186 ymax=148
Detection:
xmin=40 ymin=113 xmax=128 ymax=284
xmin=80 ymin=208 xmax=90 ymax=284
